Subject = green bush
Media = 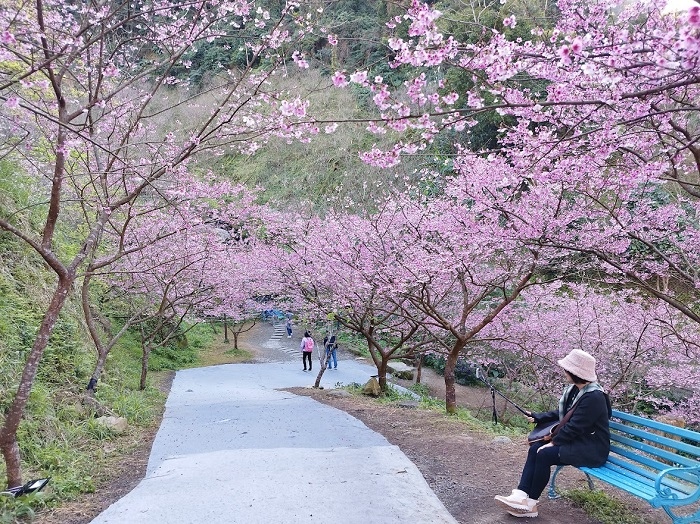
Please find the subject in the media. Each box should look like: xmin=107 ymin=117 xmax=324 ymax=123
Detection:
xmin=423 ymin=354 xmax=480 ymax=386
xmin=565 ymin=489 xmax=647 ymax=524
xmin=336 ymin=331 xmax=370 ymax=358
xmin=0 ymin=493 xmax=45 ymax=524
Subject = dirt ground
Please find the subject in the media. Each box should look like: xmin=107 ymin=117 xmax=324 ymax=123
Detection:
xmin=289 ymin=371 xmax=670 ymax=524
xmin=35 ymin=323 xmax=671 ymax=524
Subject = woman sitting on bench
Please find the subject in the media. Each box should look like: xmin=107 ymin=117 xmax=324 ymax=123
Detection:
xmin=494 ymin=349 xmax=612 ymax=518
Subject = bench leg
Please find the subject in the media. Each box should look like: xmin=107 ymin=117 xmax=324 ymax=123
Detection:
xmin=548 ymin=466 xmax=596 ymax=499
xmin=548 ymin=465 xmax=565 ymax=499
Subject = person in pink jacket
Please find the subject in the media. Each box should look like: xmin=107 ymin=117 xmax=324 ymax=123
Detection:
xmin=300 ymin=331 xmax=315 ymax=371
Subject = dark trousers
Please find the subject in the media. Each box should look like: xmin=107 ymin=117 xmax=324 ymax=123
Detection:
xmin=302 ymin=351 xmax=312 ymax=370
xmin=517 ymin=441 xmax=563 ymax=500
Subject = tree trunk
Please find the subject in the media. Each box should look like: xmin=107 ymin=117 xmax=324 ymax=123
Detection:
xmin=139 ymin=342 xmax=151 ymax=391
xmin=378 ymin=358 xmax=389 ymax=391
xmin=82 ymin=274 xmax=107 ymax=396
xmin=0 ymin=277 xmax=72 ymax=487
xmin=233 ymin=332 xmax=239 ymax=350
xmin=444 ymin=351 xmax=458 ymax=415
xmin=313 ymin=348 xmax=332 ymax=388
xmin=223 ymin=314 xmax=229 ymax=343
xmin=85 ymin=318 xmax=138 ymax=396
xmin=0 ymin=440 xmax=21 ymax=490
xmin=313 ymin=364 xmax=327 ymax=388
xmin=416 ymin=354 xmax=423 ymax=385
xmin=87 ymin=352 xmax=109 ymax=396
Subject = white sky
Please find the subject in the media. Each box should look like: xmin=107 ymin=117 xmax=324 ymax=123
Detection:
xmin=662 ymin=0 xmax=699 ymax=14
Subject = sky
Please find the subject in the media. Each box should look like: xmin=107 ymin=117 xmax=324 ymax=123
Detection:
xmin=662 ymin=0 xmax=699 ymax=14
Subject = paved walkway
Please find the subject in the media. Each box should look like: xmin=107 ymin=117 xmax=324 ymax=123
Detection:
xmin=90 ymin=324 xmax=456 ymax=524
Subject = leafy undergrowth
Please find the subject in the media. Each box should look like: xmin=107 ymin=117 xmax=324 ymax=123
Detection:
xmin=0 ymin=369 xmax=168 ymax=523
xmin=343 ymin=381 xmax=526 ymax=440
xmin=565 ymin=488 xmax=648 ymax=524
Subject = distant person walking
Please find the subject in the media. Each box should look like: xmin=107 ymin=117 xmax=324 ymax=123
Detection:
xmin=300 ymin=331 xmax=315 ymax=371
xmin=285 ymin=318 xmax=293 ymax=338
xmin=323 ymin=333 xmax=338 ymax=370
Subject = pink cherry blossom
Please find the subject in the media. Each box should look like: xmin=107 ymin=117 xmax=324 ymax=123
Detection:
xmin=1 ymin=30 xmax=15 ymax=44
xmin=103 ymin=64 xmax=119 ymax=77
xmin=4 ymin=96 xmax=20 ymax=109
xmin=332 ymin=71 xmax=348 ymax=87
xmin=349 ymin=70 xmax=369 ymax=85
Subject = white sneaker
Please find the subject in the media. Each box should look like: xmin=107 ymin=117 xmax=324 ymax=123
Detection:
xmin=494 ymin=489 xmax=536 ymax=511
xmin=507 ymin=505 xmax=538 ymax=518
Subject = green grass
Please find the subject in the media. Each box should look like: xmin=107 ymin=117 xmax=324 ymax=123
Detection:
xmin=335 ymin=332 xmax=370 ymax=359
xmin=342 ymin=381 xmax=525 ymax=438
xmin=192 ymin=324 xmax=253 ymax=367
xmin=564 ymin=489 xmax=650 ymax=524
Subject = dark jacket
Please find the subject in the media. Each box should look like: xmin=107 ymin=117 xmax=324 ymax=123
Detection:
xmin=533 ymin=389 xmax=612 ymax=467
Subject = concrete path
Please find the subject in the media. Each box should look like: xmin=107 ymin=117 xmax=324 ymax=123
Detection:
xmin=90 ymin=325 xmax=457 ymax=524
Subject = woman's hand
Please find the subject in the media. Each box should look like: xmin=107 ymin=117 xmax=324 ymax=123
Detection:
xmin=537 ymin=442 xmax=554 ymax=453
xmin=525 ymin=410 xmax=534 ymax=424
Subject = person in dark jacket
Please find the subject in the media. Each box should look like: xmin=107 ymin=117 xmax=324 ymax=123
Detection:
xmin=495 ymin=349 xmax=612 ymax=518
xmin=323 ymin=333 xmax=338 ymax=369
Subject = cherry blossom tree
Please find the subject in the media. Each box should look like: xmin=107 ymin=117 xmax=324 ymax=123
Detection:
xmin=370 ymin=191 xmax=543 ymax=414
xmin=267 ymin=181 xmax=545 ymax=412
xmin=327 ymin=0 xmax=700 ymax=415
xmin=96 ymin=209 xmax=220 ymax=390
xmin=203 ymin=244 xmax=281 ymax=350
xmin=0 ymin=0 xmax=328 ymax=487
xmin=81 ymin=176 xmax=218 ymax=395
xmin=334 ymin=0 xmax=700 ymax=320
xmin=480 ymin=283 xmax=700 ymax=423
xmin=268 ymin=205 xmax=433 ymax=389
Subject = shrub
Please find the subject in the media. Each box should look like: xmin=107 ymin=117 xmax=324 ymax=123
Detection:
xmin=565 ymin=489 xmax=647 ymax=524
xmin=423 ymin=354 xmax=480 ymax=386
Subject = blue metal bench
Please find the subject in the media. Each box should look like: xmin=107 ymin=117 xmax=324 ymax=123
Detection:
xmin=549 ymin=409 xmax=700 ymax=524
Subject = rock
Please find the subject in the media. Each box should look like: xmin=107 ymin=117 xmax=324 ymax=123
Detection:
xmin=492 ymin=436 xmax=513 ymax=445
xmin=398 ymin=401 xmax=420 ymax=409
xmin=387 ymin=361 xmax=415 ymax=380
xmin=327 ymin=389 xmax=352 ymax=398
xmin=362 ymin=377 xmax=382 ymax=397
xmin=214 ymin=228 xmax=231 ymax=241
xmin=95 ymin=416 xmax=128 ymax=434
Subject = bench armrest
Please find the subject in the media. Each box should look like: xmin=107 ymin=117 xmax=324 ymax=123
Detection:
xmin=653 ymin=466 xmax=700 ymax=506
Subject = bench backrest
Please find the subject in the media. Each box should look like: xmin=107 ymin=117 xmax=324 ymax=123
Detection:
xmin=609 ymin=410 xmax=700 ymax=492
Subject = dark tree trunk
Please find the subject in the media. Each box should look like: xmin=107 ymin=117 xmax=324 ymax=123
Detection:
xmin=139 ymin=324 xmax=152 ymax=391
xmin=87 ymin=356 xmax=107 ymax=396
xmin=378 ymin=358 xmax=389 ymax=391
xmin=140 ymin=343 xmax=151 ymax=391
xmin=0 ymin=277 xmax=72 ymax=487
xmin=313 ymin=363 xmax=327 ymax=388
xmin=416 ymin=354 xmax=423 ymax=385
xmin=444 ymin=351 xmax=459 ymax=415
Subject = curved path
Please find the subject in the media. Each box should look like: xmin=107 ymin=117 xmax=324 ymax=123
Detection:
xmin=90 ymin=324 xmax=456 ymax=524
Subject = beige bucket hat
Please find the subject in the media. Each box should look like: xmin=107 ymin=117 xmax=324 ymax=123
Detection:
xmin=557 ymin=349 xmax=597 ymax=382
